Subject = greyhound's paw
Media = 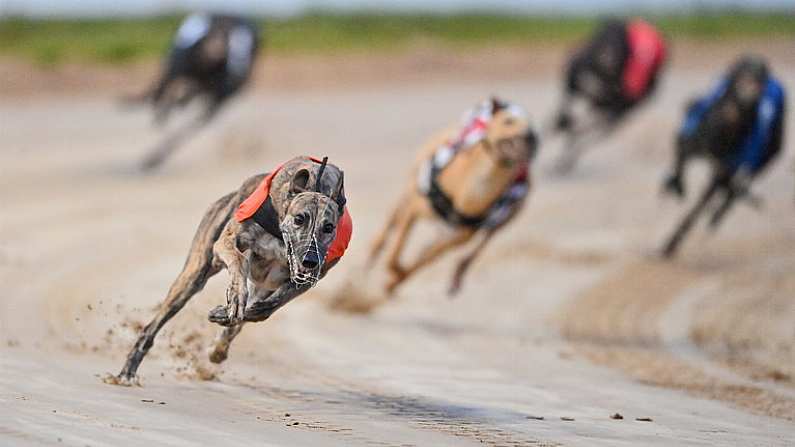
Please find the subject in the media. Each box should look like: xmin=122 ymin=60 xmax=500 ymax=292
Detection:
xmin=208 ymin=305 xmax=234 ymax=327
xmin=102 ymin=372 xmax=141 ymax=387
xmin=225 ymin=284 xmax=249 ymax=321
xmin=208 ymin=347 xmax=229 ymax=364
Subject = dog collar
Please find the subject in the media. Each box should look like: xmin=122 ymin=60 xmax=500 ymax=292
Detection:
xmin=251 ymin=196 xmax=283 ymax=242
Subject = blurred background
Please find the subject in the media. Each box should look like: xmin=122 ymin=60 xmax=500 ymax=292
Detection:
xmin=1 ymin=1 xmax=794 ymax=68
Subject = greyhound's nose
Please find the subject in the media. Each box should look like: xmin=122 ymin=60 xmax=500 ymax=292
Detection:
xmin=301 ymin=252 xmax=319 ymax=269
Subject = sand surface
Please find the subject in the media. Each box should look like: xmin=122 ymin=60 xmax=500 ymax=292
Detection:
xmin=1 ymin=47 xmax=794 ymax=446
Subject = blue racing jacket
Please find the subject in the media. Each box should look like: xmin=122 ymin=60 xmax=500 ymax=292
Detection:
xmin=680 ymin=76 xmax=786 ymax=174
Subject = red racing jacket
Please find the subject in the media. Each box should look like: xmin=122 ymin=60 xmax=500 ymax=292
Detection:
xmin=622 ymin=19 xmax=667 ymax=101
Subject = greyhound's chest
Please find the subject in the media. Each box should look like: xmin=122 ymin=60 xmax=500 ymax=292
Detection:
xmin=237 ymin=222 xmax=290 ymax=289
xmin=697 ymin=118 xmax=748 ymax=160
xmin=251 ymin=234 xmax=289 ymax=286
xmin=249 ymin=261 xmax=289 ymax=292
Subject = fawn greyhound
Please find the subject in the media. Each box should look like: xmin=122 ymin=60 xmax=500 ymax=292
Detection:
xmin=110 ymin=156 xmax=351 ymax=385
xmin=368 ymin=98 xmax=537 ymax=295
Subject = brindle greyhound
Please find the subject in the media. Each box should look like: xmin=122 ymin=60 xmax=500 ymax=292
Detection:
xmin=110 ymin=156 xmax=349 ymax=385
xmin=368 ymin=98 xmax=537 ymax=296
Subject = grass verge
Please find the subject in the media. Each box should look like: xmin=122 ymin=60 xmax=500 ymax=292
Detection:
xmin=1 ymin=12 xmax=793 ymax=67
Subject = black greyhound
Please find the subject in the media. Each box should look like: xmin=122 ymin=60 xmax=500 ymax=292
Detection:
xmin=661 ymin=55 xmax=786 ymax=258
xmin=130 ymin=13 xmax=261 ymax=170
xmin=549 ymin=18 xmax=666 ymax=173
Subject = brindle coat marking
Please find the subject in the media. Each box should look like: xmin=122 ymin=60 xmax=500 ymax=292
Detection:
xmin=112 ymin=156 xmax=346 ymax=384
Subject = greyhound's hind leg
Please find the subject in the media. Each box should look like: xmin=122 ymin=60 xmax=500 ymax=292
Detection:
xmin=140 ymin=114 xmax=209 ymax=171
xmin=112 ymin=193 xmax=237 ymax=384
xmin=368 ymin=200 xmax=405 ymax=267
xmin=449 ymin=230 xmax=495 ymax=296
xmin=208 ymin=323 xmax=245 ymax=364
xmin=115 ymin=260 xmax=222 ymax=384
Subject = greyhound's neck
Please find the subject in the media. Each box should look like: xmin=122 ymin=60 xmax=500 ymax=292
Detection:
xmin=700 ymin=98 xmax=757 ymax=158
xmin=436 ymin=142 xmax=516 ymax=216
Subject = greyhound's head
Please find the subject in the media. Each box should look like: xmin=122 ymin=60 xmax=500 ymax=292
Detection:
xmin=273 ymin=157 xmax=346 ymax=286
xmin=483 ymin=98 xmax=538 ymax=168
xmin=199 ymin=28 xmax=229 ymax=66
xmin=699 ymin=56 xmax=768 ymax=157
xmin=721 ymin=55 xmax=769 ymax=124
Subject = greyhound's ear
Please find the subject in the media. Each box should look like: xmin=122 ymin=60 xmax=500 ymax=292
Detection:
xmin=290 ymin=169 xmax=311 ymax=195
xmin=331 ymin=171 xmax=346 ymax=212
xmin=490 ymin=96 xmax=506 ymax=114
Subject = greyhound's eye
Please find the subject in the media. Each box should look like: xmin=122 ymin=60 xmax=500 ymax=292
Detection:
xmin=322 ymin=222 xmax=335 ymax=234
xmin=294 ymin=214 xmax=305 ymax=226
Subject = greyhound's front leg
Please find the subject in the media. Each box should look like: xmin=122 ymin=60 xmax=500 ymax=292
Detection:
xmin=555 ymin=111 xmax=613 ymax=174
xmin=449 ymin=230 xmax=496 ymax=296
xmin=387 ymin=228 xmax=475 ymax=294
xmin=208 ymin=230 xmax=251 ymax=326
xmin=662 ymin=136 xmax=692 ymax=199
xmin=242 ymin=281 xmax=310 ymax=323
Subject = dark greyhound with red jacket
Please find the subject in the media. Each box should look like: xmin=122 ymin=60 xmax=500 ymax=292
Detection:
xmin=550 ymin=18 xmax=666 ymax=173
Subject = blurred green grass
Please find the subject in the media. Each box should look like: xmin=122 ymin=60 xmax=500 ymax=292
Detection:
xmin=1 ymin=13 xmax=794 ymax=67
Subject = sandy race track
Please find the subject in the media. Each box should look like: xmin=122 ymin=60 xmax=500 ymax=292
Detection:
xmin=2 ymin=49 xmax=794 ymax=446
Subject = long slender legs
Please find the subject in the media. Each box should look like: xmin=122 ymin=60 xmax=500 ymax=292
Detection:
xmin=208 ymin=323 xmax=245 ymax=364
xmin=449 ymin=230 xmax=496 ymax=296
xmin=385 ymin=226 xmax=475 ymax=294
xmin=114 ymin=194 xmax=236 ymax=383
